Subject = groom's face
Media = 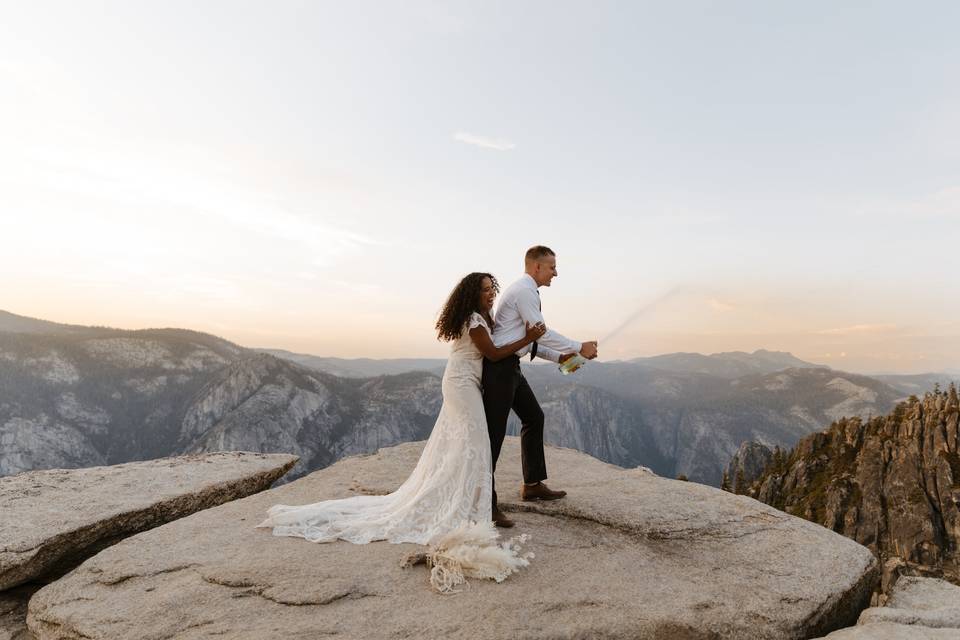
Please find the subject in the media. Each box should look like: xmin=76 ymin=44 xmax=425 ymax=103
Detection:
xmin=533 ymin=256 xmax=558 ymax=287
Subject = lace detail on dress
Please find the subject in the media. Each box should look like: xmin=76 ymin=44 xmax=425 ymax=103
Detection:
xmin=466 ymin=311 xmax=489 ymax=332
xmin=256 ymin=312 xmax=506 ymax=548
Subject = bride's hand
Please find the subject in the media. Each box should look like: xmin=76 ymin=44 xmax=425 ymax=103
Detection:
xmin=525 ymin=321 xmax=546 ymax=341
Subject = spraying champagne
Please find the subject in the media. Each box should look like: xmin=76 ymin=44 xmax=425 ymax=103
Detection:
xmin=556 ymin=287 xmax=683 ymax=375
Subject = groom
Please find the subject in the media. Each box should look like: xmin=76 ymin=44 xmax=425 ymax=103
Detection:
xmin=482 ymin=245 xmax=598 ymax=528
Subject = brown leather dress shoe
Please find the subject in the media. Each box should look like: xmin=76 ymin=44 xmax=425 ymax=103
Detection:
xmin=520 ymin=482 xmax=567 ymax=501
xmin=492 ymin=508 xmax=515 ymax=528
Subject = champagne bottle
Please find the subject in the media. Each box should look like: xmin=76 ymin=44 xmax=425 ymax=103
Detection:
xmin=558 ymin=354 xmax=587 ymax=375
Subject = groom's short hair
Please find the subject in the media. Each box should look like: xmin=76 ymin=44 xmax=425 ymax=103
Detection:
xmin=525 ymin=245 xmax=555 ymax=263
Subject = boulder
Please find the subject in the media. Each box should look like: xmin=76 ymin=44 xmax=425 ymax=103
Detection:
xmin=27 ymin=439 xmax=878 ymax=639
xmin=1 ymin=452 xmax=298 ymax=591
xmin=860 ymin=576 xmax=960 ymax=627
xmin=815 ymin=576 xmax=960 ymax=638
xmin=814 ymin=622 xmax=960 ymax=639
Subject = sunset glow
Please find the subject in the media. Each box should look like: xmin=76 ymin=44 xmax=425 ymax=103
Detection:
xmin=2 ymin=2 xmax=958 ymax=373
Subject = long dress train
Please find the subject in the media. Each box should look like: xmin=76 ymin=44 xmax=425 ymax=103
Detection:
xmin=256 ymin=313 xmax=530 ymax=589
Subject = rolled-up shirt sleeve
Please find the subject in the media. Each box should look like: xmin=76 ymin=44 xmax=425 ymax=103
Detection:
xmin=516 ymin=288 xmax=582 ymax=356
xmin=534 ymin=345 xmax=562 ymax=363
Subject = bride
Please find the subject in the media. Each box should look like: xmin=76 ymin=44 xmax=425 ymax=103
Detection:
xmin=256 ymin=273 xmax=544 ymax=584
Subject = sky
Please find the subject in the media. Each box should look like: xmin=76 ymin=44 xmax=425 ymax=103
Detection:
xmin=1 ymin=1 xmax=958 ymax=374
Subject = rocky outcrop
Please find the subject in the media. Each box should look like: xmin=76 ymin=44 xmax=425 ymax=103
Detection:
xmin=816 ymin=576 xmax=960 ymax=638
xmin=26 ymin=438 xmax=878 ymax=640
xmin=748 ymin=386 xmax=960 ymax=592
xmin=0 ymin=452 xmax=297 ymax=591
xmin=724 ymin=441 xmax=775 ymax=491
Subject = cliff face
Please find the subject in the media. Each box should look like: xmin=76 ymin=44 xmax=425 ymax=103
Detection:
xmin=0 ymin=330 xmax=440 ymax=482
xmin=179 ymin=354 xmax=443 ymax=479
xmin=749 ymin=386 xmax=960 ymax=589
xmin=724 ymin=441 xmax=775 ymax=492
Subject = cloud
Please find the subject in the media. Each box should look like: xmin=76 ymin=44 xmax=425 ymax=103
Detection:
xmin=452 ymin=131 xmax=516 ymax=151
xmin=709 ymin=298 xmax=734 ymax=312
xmin=4 ymin=132 xmax=383 ymax=264
xmin=815 ymin=324 xmax=898 ymax=336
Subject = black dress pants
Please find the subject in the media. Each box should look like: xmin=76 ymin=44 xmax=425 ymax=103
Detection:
xmin=481 ymin=355 xmax=547 ymax=509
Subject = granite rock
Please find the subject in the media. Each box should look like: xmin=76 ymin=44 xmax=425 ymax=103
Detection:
xmin=0 ymin=586 xmax=36 ymax=640
xmin=26 ymin=438 xmax=878 ymax=639
xmin=816 ymin=576 xmax=960 ymax=639
xmin=1 ymin=452 xmax=297 ymax=590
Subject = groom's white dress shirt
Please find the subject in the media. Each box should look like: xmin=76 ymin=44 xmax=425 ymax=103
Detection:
xmin=491 ymin=274 xmax=581 ymax=363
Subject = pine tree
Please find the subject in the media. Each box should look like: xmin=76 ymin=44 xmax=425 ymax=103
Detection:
xmin=734 ymin=467 xmax=745 ymax=495
xmin=773 ymin=446 xmax=786 ymax=473
xmin=720 ymin=471 xmax=732 ymax=492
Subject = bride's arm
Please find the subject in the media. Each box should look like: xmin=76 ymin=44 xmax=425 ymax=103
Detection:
xmin=469 ymin=322 xmax=545 ymax=362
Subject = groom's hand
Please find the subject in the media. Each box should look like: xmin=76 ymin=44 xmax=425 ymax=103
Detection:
xmin=580 ymin=341 xmax=598 ymax=359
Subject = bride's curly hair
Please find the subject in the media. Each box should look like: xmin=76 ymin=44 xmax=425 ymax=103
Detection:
xmin=435 ymin=272 xmax=498 ymax=342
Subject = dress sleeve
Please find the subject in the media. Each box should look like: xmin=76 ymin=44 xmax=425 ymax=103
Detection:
xmin=467 ymin=312 xmax=489 ymax=332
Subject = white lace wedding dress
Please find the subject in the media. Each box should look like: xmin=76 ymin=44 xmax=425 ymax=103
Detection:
xmin=256 ymin=313 xmax=529 ymax=590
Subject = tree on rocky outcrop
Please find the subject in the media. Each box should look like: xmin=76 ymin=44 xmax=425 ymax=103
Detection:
xmin=720 ymin=470 xmax=731 ymax=492
xmin=771 ymin=446 xmax=786 ymax=472
xmin=734 ymin=467 xmax=745 ymax=495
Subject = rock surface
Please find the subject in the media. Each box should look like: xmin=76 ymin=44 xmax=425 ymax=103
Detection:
xmin=0 ymin=586 xmax=36 ymax=640
xmin=859 ymin=576 xmax=960 ymax=629
xmin=816 ymin=576 xmax=960 ymax=638
xmin=816 ymin=622 xmax=960 ymax=639
xmin=28 ymin=438 xmax=878 ymax=639
xmin=1 ymin=452 xmax=297 ymax=591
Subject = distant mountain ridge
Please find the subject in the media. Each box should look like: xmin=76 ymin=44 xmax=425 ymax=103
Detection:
xmin=254 ymin=349 xmax=446 ymax=378
xmin=629 ymin=349 xmax=824 ymax=378
xmin=0 ymin=309 xmax=948 ymax=486
xmin=0 ymin=310 xmax=87 ymax=335
xmin=261 ymin=346 xmax=823 ymax=380
xmin=0 ymin=315 xmax=440 ymax=480
xmin=873 ymin=372 xmax=960 ymax=396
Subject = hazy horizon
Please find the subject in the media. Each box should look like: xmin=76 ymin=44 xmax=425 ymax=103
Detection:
xmin=3 ymin=2 xmax=958 ymax=374
xmin=5 ymin=306 xmax=959 ymax=378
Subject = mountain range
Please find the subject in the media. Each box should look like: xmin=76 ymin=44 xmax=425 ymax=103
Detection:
xmin=1 ymin=309 xmax=956 ymax=486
